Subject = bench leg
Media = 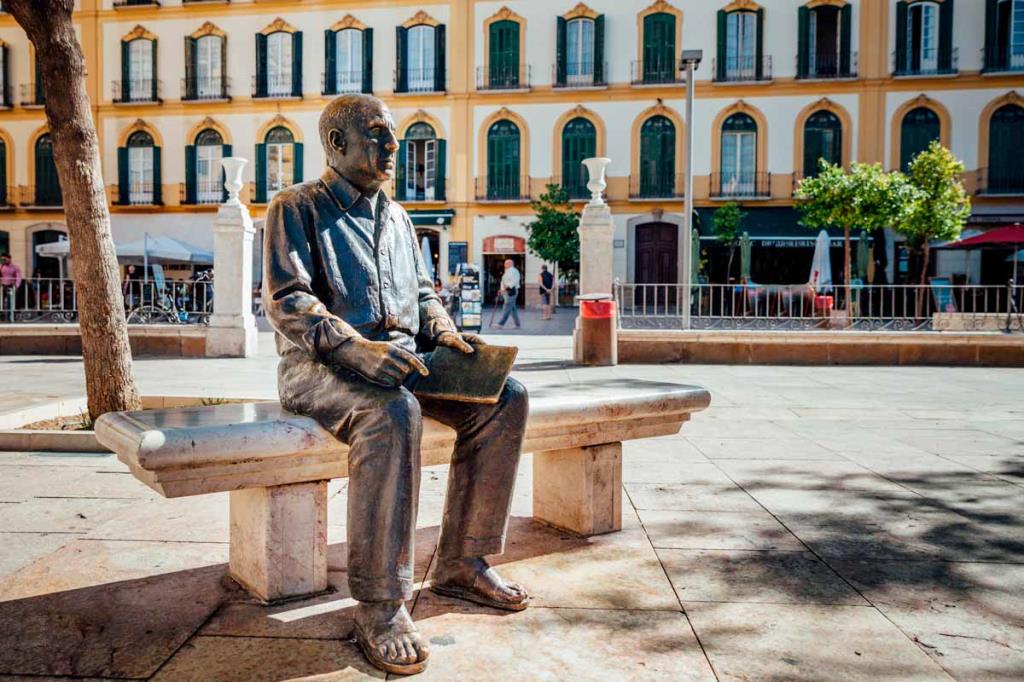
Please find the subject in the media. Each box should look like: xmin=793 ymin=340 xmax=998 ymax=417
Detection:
xmin=229 ymin=481 xmax=328 ymax=602
xmin=532 ymin=442 xmax=622 ymax=536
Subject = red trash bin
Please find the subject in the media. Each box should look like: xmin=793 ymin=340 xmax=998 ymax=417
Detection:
xmin=577 ymin=295 xmax=617 ymax=366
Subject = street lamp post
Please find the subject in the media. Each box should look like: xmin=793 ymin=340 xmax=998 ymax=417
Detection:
xmin=680 ymin=49 xmax=702 ymax=330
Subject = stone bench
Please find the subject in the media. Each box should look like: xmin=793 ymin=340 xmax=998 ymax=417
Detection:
xmin=95 ymin=379 xmax=710 ymax=602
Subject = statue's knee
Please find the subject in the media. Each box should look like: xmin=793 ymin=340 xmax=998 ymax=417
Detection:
xmin=381 ymin=388 xmax=422 ymax=432
xmin=501 ymin=377 xmax=529 ymax=418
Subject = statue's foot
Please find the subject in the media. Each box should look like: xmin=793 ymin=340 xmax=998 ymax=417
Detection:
xmin=352 ymin=600 xmax=429 ymax=675
xmin=431 ymin=557 xmax=529 ymax=611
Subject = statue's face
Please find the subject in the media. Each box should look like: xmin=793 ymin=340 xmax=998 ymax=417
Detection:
xmin=328 ymin=99 xmax=398 ymax=194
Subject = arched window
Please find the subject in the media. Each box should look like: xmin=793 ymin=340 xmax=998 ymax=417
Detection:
xmin=639 ymin=116 xmax=675 ymax=198
xmin=185 ymin=33 xmax=226 ymax=101
xmin=399 ymin=122 xmax=445 ymax=202
xmin=641 ymin=12 xmax=676 ymax=83
xmin=118 ymin=131 xmax=160 ymax=206
xmin=255 ymin=26 xmax=302 ymax=99
xmin=34 ymin=134 xmax=62 ymax=207
xmin=255 ymin=126 xmax=302 ymax=203
xmin=325 ymin=27 xmax=372 ymax=95
xmin=989 ymin=104 xmax=1024 ymax=193
xmin=397 ymin=22 xmax=445 ymax=93
xmin=185 ymin=128 xmax=231 ymax=205
xmin=986 ymin=0 xmax=1024 ymax=71
xmin=803 ymin=110 xmax=842 ymax=178
xmin=896 ymin=0 xmax=954 ymax=75
xmin=562 ymin=117 xmax=597 ymax=199
xmin=486 ymin=120 xmax=521 ymax=200
xmin=120 ymin=37 xmax=157 ymax=103
xmin=721 ymin=113 xmax=757 ymax=196
xmin=488 ymin=20 xmax=520 ymax=89
xmin=900 ymin=106 xmax=940 ymax=171
xmin=798 ymin=4 xmax=852 ymax=78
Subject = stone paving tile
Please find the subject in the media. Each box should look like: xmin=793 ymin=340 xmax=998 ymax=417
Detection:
xmin=83 ymin=493 xmax=229 ymax=543
xmin=623 ymin=459 xmax=734 ymax=485
xmin=682 ymin=418 xmax=801 ymax=440
xmin=0 ymin=450 xmax=122 ymax=470
xmin=714 ymin=459 xmax=913 ymax=493
xmin=689 ymin=436 xmax=844 ymax=461
xmin=0 ymin=539 xmax=233 ymax=679
xmin=832 ymin=560 xmax=1024 ymax=681
xmin=622 ymin=436 xmax=709 ymax=462
xmin=0 ymin=466 xmax=156 ymax=502
xmin=150 ymin=635 xmax=382 ymax=681
xmin=685 ymin=602 xmax=952 ymax=681
xmin=0 ymin=497 xmax=137 ymax=534
xmin=935 ymin=454 xmax=1024 ymax=487
xmin=637 ymin=509 xmax=805 ymax=551
xmin=625 ymin=483 xmax=762 ymax=513
xmin=411 ymin=591 xmax=715 ymax=681
xmin=894 ymin=430 xmax=1023 ymax=458
xmin=744 ymin=487 xmax=927 ymax=517
xmin=0 ymin=532 xmax=79 ymax=580
xmin=659 ymin=549 xmax=867 ymax=606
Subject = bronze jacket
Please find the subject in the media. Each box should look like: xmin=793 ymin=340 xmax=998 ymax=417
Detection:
xmin=263 ymin=167 xmax=454 ymax=359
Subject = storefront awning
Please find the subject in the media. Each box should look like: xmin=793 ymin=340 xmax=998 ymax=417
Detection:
xmin=408 ymin=209 xmax=455 ymax=227
xmin=695 ymin=207 xmax=852 ymax=246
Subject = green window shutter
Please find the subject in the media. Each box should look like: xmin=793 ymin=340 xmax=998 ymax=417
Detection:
xmin=151 ymin=39 xmax=158 ymax=101
xmin=221 ymin=143 xmax=232 ymax=201
xmin=220 ymin=36 xmax=227 ymax=98
xmin=324 ymin=29 xmax=337 ymax=95
xmin=395 ymin=27 xmax=408 ymax=93
xmin=797 ymin=7 xmax=809 ymax=78
xmin=291 ymin=31 xmax=303 ymax=97
xmin=642 ymin=13 xmax=675 ymax=82
xmin=396 ymin=139 xmax=408 ymax=200
xmin=120 ymin=40 xmax=130 ymax=101
xmin=716 ymin=10 xmax=727 ymax=81
xmin=0 ymin=142 xmax=6 ymax=205
xmin=293 ymin=142 xmax=303 ymax=184
xmin=435 ymin=138 xmax=446 ymax=201
xmin=593 ymin=15 xmax=605 ymax=85
xmin=895 ymin=2 xmax=908 ymax=74
xmin=984 ymin=0 xmax=998 ymax=71
xmin=255 ymin=143 xmax=267 ymax=202
xmin=255 ymin=33 xmax=267 ymax=97
xmin=117 ymin=147 xmax=129 ymax=205
xmin=755 ymin=8 xmax=765 ymax=80
xmin=434 ymin=25 xmax=446 ymax=92
xmin=938 ymin=0 xmax=954 ymax=73
xmin=362 ymin=28 xmax=374 ymax=94
xmin=184 ymin=37 xmax=197 ymax=100
xmin=184 ymin=144 xmax=197 ymax=204
xmin=489 ymin=20 xmax=519 ymax=88
xmin=839 ymin=4 xmax=852 ymax=76
xmin=555 ymin=16 xmax=567 ymax=86
xmin=1 ymin=44 xmax=9 ymax=106
xmin=34 ymin=56 xmax=44 ymax=104
xmin=152 ymin=146 xmax=162 ymax=205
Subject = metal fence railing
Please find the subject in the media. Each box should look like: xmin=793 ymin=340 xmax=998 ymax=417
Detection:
xmin=0 ymin=277 xmax=214 ymax=325
xmin=614 ymin=281 xmax=1024 ymax=332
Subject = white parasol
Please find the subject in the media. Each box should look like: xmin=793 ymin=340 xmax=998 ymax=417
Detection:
xmin=808 ymin=229 xmax=833 ymax=293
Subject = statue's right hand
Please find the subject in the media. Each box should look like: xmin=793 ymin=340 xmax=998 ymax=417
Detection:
xmin=332 ymin=337 xmax=429 ymax=387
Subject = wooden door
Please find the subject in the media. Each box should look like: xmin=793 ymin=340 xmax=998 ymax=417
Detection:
xmin=634 ymin=223 xmax=678 ymax=310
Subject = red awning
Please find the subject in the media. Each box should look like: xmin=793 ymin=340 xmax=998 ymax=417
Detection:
xmin=940 ymin=224 xmax=1024 ymax=249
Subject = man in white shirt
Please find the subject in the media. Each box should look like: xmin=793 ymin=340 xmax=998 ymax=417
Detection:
xmin=495 ymin=258 xmax=521 ymax=329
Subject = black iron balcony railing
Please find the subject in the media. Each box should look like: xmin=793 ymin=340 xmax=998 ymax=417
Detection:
xmin=631 ymin=59 xmax=684 ymax=85
xmin=476 ymin=64 xmax=531 ymax=91
xmin=553 ymin=61 xmax=607 ymax=88
xmin=393 ymin=179 xmax=448 ymax=203
xmin=112 ymin=79 xmax=162 ymax=104
xmin=977 ymin=167 xmax=1024 ymax=196
xmin=183 ymin=0 xmax=230 ymax=4
xmin=629 ymin=173 xmax=684 ymax=200
xmin=182 ymin=76 xmax=230 ymax=101
xmin=893 ymin=47 xmax=958 ymax=76
xmin=710 ymin=172 xmax=772 ymax=199
xmin=475 ymin=177 xmax=530 ymax=202
xmin=322 ymin=70 xmax=366 ymax=95
xmin=19 ymin=185 xmax=63 ymax=208
xmin=796 ymin=52 xmax=857 ymax=79
xmin=252 ymin=75 xmax=301 ymax=99
xmin=549 ymin=172 xmax=592 ymax=201
xmin=19 ymin=83 xmax=44 ymax=107
xmin=113 ymin=0 xmax=160 ymax=7
xmin=180 ymin=182 xmax=227 ymax=206
xmin=395 ymin=68 xmax=443 ymax=94
xmin=713 ymin=55 xmax=773 ymax=82
xmin=0 ymin=185 xmax=15 ymax=208
xmin=982 ymin=45 xmax=1024 ymax=73
xmin=112 ymin=183 xmax=162 ymax=206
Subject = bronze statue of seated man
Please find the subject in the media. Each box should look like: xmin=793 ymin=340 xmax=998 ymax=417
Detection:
xmin=263 ymin=94 xmax=529 ymax=675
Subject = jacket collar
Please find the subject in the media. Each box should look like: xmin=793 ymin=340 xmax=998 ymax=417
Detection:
xmin=321 ymin=167 xmax=390 ymax=215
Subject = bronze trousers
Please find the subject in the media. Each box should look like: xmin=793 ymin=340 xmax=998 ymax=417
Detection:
xmin=277 ymin=348 xmax=528 ymax=602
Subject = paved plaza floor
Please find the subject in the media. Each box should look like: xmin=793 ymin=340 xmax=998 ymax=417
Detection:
xmin=0 ymin=329 xmax=1022 ymax=680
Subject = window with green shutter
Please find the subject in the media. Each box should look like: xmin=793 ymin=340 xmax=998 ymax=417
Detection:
xmin=989 ymin=103 xmax=1024 ymax=192
xmin=400 ymin=123 xmax=444 ymax=202
xmin=325 ymin=28 xmax=368 ymax=95
xmin=34 ymin=134 xmax=61 ymax=206
xmin=486 ymin=120 xmax=521 ymax=200
xmin=488 ymin=20 xmax=519 ymax=88
xmin=123 ymin=131 xmax=157 ymax=205
xmin=0 ymin=140 xmax=7 ymax=206
xmin=642 ymin=13 xmax=676 ymax=83
xmin=561 ymin=117 xmax=596 ymax=199
xmin=639 ymin=116 xmax=675 ymax=198
xmin=803 ymin=110 xmax=842 ymax=178
xmin=900 ymin=107 xmax=940 ymax=171
xmin=799 ymin=4 xmax=847 ymax=78
xmin=264 ymin=126 xmax=296 ymax=201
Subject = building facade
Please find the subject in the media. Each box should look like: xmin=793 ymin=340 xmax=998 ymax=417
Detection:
xmin=0 ymin=0 xmax=1022 ymax=299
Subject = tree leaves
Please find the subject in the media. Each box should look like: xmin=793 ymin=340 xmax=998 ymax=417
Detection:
xmin=524 ymin=184 xmax=581 ymax=283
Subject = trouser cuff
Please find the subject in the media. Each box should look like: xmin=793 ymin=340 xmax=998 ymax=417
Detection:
xmin=348 ymin=574 xmax=414 ymax=602
xmin=438 ymin=534 xmax=506 ymax=561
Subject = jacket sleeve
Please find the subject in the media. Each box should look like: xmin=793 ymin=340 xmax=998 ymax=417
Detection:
xmin=263 ymin=193 xmax=360 ymax=360
xmin=406 ymin=214 xmax=455 ymax=341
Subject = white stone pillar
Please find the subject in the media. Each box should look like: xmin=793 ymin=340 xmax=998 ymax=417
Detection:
xmin=574 ymin=158 xmax=616 ymax=364
xmin=206 ymin=157 xmax=258 ymax=358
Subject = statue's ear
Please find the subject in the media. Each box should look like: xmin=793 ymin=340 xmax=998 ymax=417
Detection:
xmin=329 ymin=128 xmax=346 ymax=156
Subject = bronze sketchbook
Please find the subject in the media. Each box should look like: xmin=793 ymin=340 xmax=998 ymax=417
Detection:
xmin=413 ymin=345 xmax=518 ymax=404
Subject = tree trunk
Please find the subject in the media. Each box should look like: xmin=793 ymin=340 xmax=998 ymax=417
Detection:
xmin=843 ymin=226 xmax=851 ymax=312
xmin=6 ymin=0 xmax=140 ymax=419
xmin=727 ymin=246 xmax=735 ymax=284
xmin=916 ymin=241 xmax=931 ymax=319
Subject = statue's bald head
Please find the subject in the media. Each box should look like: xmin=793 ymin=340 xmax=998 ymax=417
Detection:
xmin=319 ymin=94 xmax=398 ymax=194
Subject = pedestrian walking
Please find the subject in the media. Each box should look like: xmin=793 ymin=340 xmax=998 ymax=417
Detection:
xmin=495 ymin=258 xmax=521 ymax=329
xmin=1 ymin=253 xmax=23 ymax=321
xmin=538 ymin=264 xmax=554 ymax=321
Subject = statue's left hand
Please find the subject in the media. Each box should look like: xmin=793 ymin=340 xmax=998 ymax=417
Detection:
xmin=435 ymin=331 xmax=485 ymax=355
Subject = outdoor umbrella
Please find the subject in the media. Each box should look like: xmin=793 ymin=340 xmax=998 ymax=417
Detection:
xmin=939 ymin=223 xmax=1024 ymax=283
xmin=690 ymin=226 xmax=700 ymax=285
xmin=115 ymin=235 xmax=214 ymax=265
xmin=34 ymin=237 xmax=70 ymax=278
xmin=857 ymin=230 xmax=869 ymax=281
xmin=420 ymin=235 xmax=435 ymax=282
xmin=809 ymin=230 xmax=833 ymax=292
xmin=739 ymin=231 xmax=751 ymax=282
